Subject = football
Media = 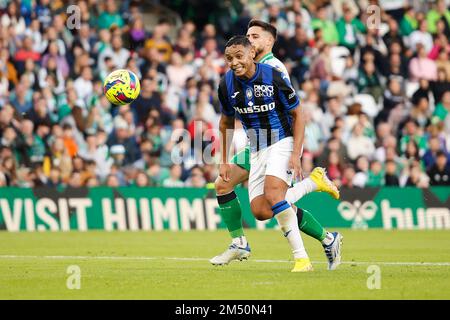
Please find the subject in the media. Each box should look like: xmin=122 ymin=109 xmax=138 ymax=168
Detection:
xmin=103 ymin=69 xmax=141 ymax=105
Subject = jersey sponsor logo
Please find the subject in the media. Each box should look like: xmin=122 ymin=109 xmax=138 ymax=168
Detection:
xmin=246 ymin=88 xmax=253 ymax=99
xmin=233 ymin=102 xmax=275 ymax=114
xmin=254 ymin=84 xmax=274 ymax=97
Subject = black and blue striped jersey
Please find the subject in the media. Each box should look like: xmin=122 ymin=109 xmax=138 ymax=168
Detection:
xmin=218 ymin=63 xmax=300 ymax=152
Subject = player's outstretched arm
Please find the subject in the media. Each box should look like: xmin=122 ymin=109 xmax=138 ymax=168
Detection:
xmin=219 ymin=114 xmax=235 ymax=182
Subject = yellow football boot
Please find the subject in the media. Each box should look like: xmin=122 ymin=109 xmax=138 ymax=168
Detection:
xmin=291 ymin=258 xmax=314 ymax=272
xmin=309 ymin=167 xmax=340 ymax=200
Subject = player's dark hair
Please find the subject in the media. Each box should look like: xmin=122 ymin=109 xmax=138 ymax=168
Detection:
xmin=225 ymin=35 xmax=252 ymax=48
xmin=247 ymin=19 xmax=277 ymax=40
xmin=436 ymin=150 xmax=447 ymax=158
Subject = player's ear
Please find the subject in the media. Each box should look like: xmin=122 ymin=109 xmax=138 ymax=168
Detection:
xmin=250 ymin=46 xmax=256 ymax=59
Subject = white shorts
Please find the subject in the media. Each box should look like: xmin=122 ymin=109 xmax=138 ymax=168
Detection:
xmin=248 ymin=137 xmax=294 ymax=202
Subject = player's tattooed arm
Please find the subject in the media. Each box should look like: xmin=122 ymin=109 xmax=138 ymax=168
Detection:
xmin=289 ymin=106 xmax=305 ymax=180
xmin=219 ymin=114 xmax=235 ymax=182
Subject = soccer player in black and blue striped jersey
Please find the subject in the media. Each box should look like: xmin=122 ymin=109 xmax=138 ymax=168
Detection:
xmin=216 ymin=35 xmax=312 ymax=272
xmin=211 ymin=21 xmax=342 ymax=271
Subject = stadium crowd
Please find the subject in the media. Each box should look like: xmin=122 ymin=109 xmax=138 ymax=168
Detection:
xmin=0 ymin=0 xmax=449 ymax=189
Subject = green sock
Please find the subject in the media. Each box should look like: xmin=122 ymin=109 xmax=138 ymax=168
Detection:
xmin=296 ymin=207 xmax=327 ymax=241
xmin=217 ymin=191 xmax=244 ymax=238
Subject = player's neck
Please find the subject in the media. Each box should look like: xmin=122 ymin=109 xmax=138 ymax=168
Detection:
xmin=255 ymin=50 xmax=274 ymax=63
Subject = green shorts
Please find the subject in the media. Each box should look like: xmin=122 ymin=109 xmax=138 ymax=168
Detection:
xmin=230 ymin=146 xmax=251 ymax=172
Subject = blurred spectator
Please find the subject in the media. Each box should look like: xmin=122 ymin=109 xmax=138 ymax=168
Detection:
xmin=385 ymin=160 xmax=400 ymax=186
xmin=105 ymin=174 xmax=120 ymax=187
xmin=167 ymin=52 xmax=195 ymax=90
xmin=98 ymin=35 xmax=130 ymax=72
xmin=97 ymin=0 xmax=124 ymax=30
xmin=162 ymin=164 xmax=184 ymax=187
xmin=14 ymin=36 xmax=41 ymax=73
xmin=404 ymin=161 xmax=430 ymax=187
xmin=409 ymin=19 xmax=434 ymax=54
xmin=399 ymin=118 xmax=427 ymax=157
xmin=433 ymin=91 xmax=450 ymax=121
xmin=1 ymin=1 xmax=26 ymax=34
xmin=426 ymin=0 xmax=450 ymax=35
xmin=357 ymin=60 xmax=382 ymax=102
xmin=185 ymin=165 xmax=206 ymax=187
xmin=341 ymin=164 xmax=356 ymax=188
xmin=129 ymin=17 xmax=147 ymax=50
xmin=336 ymin=8 xmax=366 ymax=53
xmin=0 ymin=48 xmax=18 ymax=86
xmin=144 ymin=19 xmax=173 ymax=63
xmin=432 ymin=69 xmax=450 ymax=103
xmin=347 ymin=123 xmax=375 ymax=161
xmin=106 ymin=118 xmax=139 ymax=165
xmin=409 ymin=43 xmax=437 ymax=81
xmin=400 ymin=6 xmax=418 ymax=37
xmin=326 ymin=151 xmax=343 ymax=183
xmin=261 ymin=4 xmax=289 ymax=36
xmin=352 ymin=155 xmax=369 ymax=188
xmin=286 ymin=26 xmax=310 ymax=84
xmin=312 ymin=5 xmax=339 ymax=45
xmin=135 ymin=170 xmax=150 ymax=187
xmin=427 ymin=150 xmax=450 ymax=185
xmin=303 ymin=107 xmax=324 ymax=156
xmin=366 ymin=160 xmax=384 ymax=187
xmin=0 ymin=0 xmax=448 ymax=190
xmin=423 ymin=137 xmax=444 ymax=170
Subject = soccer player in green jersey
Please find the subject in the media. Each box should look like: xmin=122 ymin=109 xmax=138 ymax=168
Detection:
xmin=210 ymin=20 xmax=343 ymax=270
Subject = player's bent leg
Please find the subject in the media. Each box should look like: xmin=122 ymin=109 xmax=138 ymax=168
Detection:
xmin=285 ymin=167 xmax=340 ymax=204
xmin=214 ymin=164 xmax=249 ymax=195
xmin=309 ymin=167 xmax=340 ymax=199
xmin=322 ymin=231 xmax=343 ymax=270
xmin=249 ymin=196 xmax=273 ymax=221
xmin=210 ymin=164 xmax=250 ymax=266
xmin=209 ymin=241 xmax=251 ymax=266
xmin=293 ymin=206 xmax=343 ymax=270
xmin=293 ymin=205 xmax=327 ymax=241
xmin=263 ymin=175 xmax=312 ymax=272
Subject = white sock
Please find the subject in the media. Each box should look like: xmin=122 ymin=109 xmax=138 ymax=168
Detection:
xmin=285 ymin=178 xmax=317 ymax=203
xmin=321 ymin=232 xmax=335 ymax=246
xmin=273 ymin=201 xmax=308 ymax=259
xmin=232 ymin=236 xmax=248 ymax=248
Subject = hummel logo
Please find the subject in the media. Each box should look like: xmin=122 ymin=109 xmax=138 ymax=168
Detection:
xmin=231 ymin=91 xmax=239 ymax=98
xmin=283 ymin=230 xmax=292 ymax=237
xmin=286 ymin=170 xmax=292 ymax=175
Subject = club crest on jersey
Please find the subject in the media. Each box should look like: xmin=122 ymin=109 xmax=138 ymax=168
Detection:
xmin=246 ymin=88 xmax=253 ymax=99
xmin=254 ymin=84 xmax=274 ymax=98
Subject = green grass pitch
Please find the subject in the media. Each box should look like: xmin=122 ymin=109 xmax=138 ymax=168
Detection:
xmin=0 ymin=229 xmax=449 ymax=299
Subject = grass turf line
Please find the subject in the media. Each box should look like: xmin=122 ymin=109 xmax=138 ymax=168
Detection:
xmin=0 ymin=229 xmax=449 ymax=299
